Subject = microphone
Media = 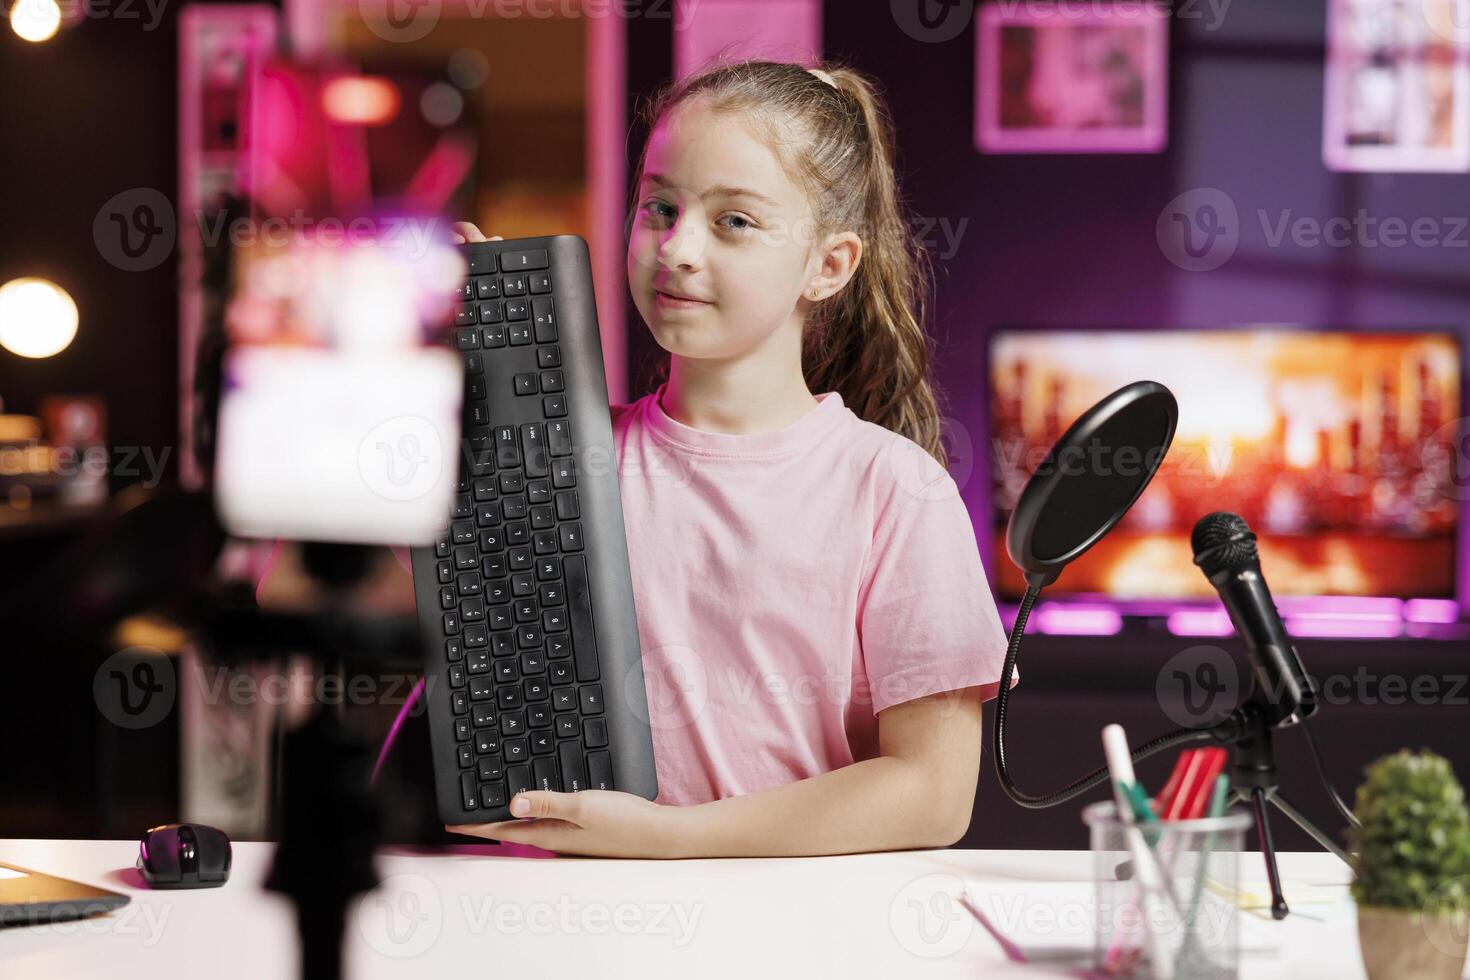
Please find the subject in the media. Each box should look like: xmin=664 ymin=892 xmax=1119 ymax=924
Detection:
xmin=1191 ymin=512 xmax=1317 ymax=726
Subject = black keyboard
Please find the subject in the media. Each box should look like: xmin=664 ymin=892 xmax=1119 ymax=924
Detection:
xmin=410 ymin=234 xmax=658 ymax=824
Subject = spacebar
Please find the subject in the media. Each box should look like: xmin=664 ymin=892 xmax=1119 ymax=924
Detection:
xmin=564 ymin=555 xmax=600 ymax=682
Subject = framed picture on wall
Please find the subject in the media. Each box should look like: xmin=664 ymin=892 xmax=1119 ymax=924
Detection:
xmin=1323 ymin=0 xmax=1470 ymax=172
xmin=975 ymin=1 xmax=1169 ymax=154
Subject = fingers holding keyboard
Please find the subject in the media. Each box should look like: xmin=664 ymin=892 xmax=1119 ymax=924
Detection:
xmin=450 ymin=222 xmax=504 ymax=245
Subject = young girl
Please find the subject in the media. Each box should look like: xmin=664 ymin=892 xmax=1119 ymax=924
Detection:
xmin=444 ymin=59 xmax=1012 ymax=858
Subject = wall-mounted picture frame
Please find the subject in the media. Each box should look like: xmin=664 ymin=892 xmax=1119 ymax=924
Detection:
xmin=1323 ymin=0 xmax=1470 ymax=172
xmin=975 ymin=1 xmax=1169 ymax=154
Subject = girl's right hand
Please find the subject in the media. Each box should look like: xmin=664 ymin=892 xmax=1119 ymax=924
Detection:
xmin=450 ymin=222 xmax=504 ymax=245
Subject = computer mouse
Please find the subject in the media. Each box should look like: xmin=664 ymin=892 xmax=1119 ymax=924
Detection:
xmin=136 ymin=823 xmax=232 ymax=889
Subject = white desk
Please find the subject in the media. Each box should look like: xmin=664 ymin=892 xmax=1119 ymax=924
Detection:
xmin=0 ymin=840 xmax=1370 ymax=979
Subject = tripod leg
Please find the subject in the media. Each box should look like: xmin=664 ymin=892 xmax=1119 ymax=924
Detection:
xmin=1249 ymin=787 xmax=1290 ymax=920
xmin=1267 ymin=791 xmax=1352 ymax=865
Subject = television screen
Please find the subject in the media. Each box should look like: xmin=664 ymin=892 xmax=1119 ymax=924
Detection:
xmin=989 ymin=329 xmax=1463 ymax=601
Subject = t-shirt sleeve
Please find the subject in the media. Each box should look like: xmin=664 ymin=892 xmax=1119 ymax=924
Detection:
xmin=857 ymin=454 xmax=1016 ymax=716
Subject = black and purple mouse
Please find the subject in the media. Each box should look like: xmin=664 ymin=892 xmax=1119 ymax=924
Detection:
xmin=137 ymin=823 xmax=232 ymax=889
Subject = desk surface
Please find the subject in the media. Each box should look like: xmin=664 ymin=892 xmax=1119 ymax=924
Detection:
xmin=0 ymin=840 xmax=1370 ymax=979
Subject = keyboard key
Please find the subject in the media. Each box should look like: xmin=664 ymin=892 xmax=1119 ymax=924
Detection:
xmin=468 ymin=251 xmax=497 ymax=275
xmin=495 ymin=426 xmax=520 ymax=468
xmin=501 ymin=248 xmax=548 ymax=271
xmin=583 ymin=716 xmax=609 ymax=748
xmin=461 ymin=772 xmax=478 ymax=809
xmin=502 ymin=274 xmax=527 ymax=296
xmin=461 ymin=597 xmax=485 ymax=622
xmin=452 ymin=690 xmax=469 ymax=715
xmin=472 ymin=704 xmax=497 ymax=727
xmin=455 ymin=717 xmax=471 ymax=742
xmin=540 ymin=370 xmax=565 ymax=393
xmin=452 ymin=520 xmax=475 ymax=545
xmin=514 ymin=373 xmax=538 ymax=395
xmin=533 ymin=754 xmax=559 ymax=791
xmin=551 ymin=458 xmax=576 ymax=488
xmin=475 ymin=276 xmax=501 ymax=299
xmin=498 ymin=686 xmax=523 ymax=709
xmin=443 ymin=611 xmax=461 ymax=634
xmin=559 ymin=741 xmax=587 ymax=792
xmin=474 ymin=732 xmax=500 ymax=755
xmin=456 ymin=572 xmax=482 ymax=596
xmin=508 ymin=546 xmax=533 ymax=570
xmin=529 ymin=271 xmax=552 ymax=294
xmin=552 ymin=687 xmax=576 ymax=711
xmin=470 ymin=676 xmax=494 ymax=700
xmin=580 ymin=685 xmax=604 ymax=716
xmin=530 ymin=505 xmax=555 ymax=529
xmin=504 ymin=737 xmax=528 ymax=763
xmin=554 ymin=490 xmax=580 ymax=520
xmin=458 ymin=744 xmax=474 ymax=769
xmin=532 ymin=297 xmax=556 ymax=342
xmin=531 ymin=731 xmax=555 ymax=755
xmin=528 ymin=703 xmax=552 ymax=727
xmin=538 ymin=346 xmax=561 ymax=369
xmin=547 ymin=420 xmax=572 ymax=457
xmin=445 ymin=637 xmax=463 ymax=661
xmin=455 ymin=327 xmax=480 ymax=349
xmin=543 ymin=394 xmax=567 ymax=418
xmin=507 ymin=764 xmax=533 ymax=799
xmin=587 ymin=751 xmax=614 ymax=791
xmin=477 ymin=301 xmax=503 ymax=324
xmin=467 ymin=649 xmax=490 ymax=673
xmin=506 ymin=302 xmax=530 ymax=324
xmin=559 ymin=522 xmax=584 ymax=552
xmin=481 ymin=781 xmax=507 ymax=808
xmin=483 ymin=323 xmax=507 ymax=347
xmin=537 ymin=557 xmax=561 ymax=580
xmin=555 ymin=714 xmax=578 ymax=737
xmin=437 ymin=559 xmax=453 ymax=584
xmin=533 ymin=531 xmax=559 ymax=555
xmin=449 ymin=665 xmax=467 ymax=688
xmin=500 ymin=709 xmax=526 ymax=735
xmin=456 ymin=306 xmax=476 ymax=327
xmin=478 ymin=756 xmax=504 ymax=781
xmin=464 ymin=625 xmax=488 ymax=648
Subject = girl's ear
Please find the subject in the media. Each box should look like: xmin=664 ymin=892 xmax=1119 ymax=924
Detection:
xmin=807 ymin=231 xmax=863 ymax=300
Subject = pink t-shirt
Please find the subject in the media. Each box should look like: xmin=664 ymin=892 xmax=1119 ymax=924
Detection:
xmin=613 ymin=382 xmax=1013 ymax=807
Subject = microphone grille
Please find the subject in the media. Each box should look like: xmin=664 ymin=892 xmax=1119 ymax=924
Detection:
xmin=1191 ymin=511 xmax=1258 ymax=574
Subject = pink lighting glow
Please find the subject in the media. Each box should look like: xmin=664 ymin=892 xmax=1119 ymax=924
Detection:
xmin=1165 ymin=609 xmax=1236 ymax=637
xmin=1032 ymin=605 xmax=1124 ymax=636
xmin=1405 ymin=598 xmax=1461 ymax=624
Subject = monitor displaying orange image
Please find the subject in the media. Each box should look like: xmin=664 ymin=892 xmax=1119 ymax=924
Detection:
xmin=988 ymin=329 xmax=1464 ymax=601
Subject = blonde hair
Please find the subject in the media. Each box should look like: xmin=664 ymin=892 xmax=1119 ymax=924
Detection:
xmin=630 ymin=58 xmax=951 ymax=470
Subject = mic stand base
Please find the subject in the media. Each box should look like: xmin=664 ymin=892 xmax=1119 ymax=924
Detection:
xmin=1115 ymin=699 xmax=1351 ymax=922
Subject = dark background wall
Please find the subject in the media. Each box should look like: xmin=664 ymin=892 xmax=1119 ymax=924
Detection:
xmin=2 ymin=1 xmax=1466 ymax=850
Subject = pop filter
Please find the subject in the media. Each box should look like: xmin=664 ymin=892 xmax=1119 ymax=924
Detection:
xmin=993 ymin=380 xmax=1215 ymax=810
xmin=1005 ymin=380 xmax=1178 ymax=589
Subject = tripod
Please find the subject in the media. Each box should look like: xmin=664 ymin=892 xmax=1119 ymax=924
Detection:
xmin=1212 ymin=697 xmax=1351 ymax=921
xmin=1113 ymin=695 xmax=1353 ymax=921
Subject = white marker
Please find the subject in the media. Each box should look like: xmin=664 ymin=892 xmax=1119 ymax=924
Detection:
xmin=1102 ymin=723 xmax=1176 ymax=980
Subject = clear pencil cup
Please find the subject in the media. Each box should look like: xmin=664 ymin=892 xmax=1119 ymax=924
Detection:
xmin=1082 ymin=800 xmax=1253 ymax=979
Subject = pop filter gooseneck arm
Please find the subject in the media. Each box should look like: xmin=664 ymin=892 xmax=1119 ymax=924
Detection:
xmin=992 ymin=578 xmax=1219 ymax=809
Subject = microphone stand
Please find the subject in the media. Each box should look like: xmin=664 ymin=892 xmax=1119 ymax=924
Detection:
xmin=1206 ymin=697 xmax=1350 ymax=920
xmin=197 ymin=541 xmax=429 ymax=980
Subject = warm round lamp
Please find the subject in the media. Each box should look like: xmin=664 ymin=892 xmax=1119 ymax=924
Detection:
xmin=0 ymin=277 xmax=79 ymax=358
xmin=9 ymin=0 xmax=63 ymax=42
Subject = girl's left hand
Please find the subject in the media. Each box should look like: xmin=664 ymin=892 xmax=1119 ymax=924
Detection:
xmin=447 ymin=790 xmax=693 ymax=859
